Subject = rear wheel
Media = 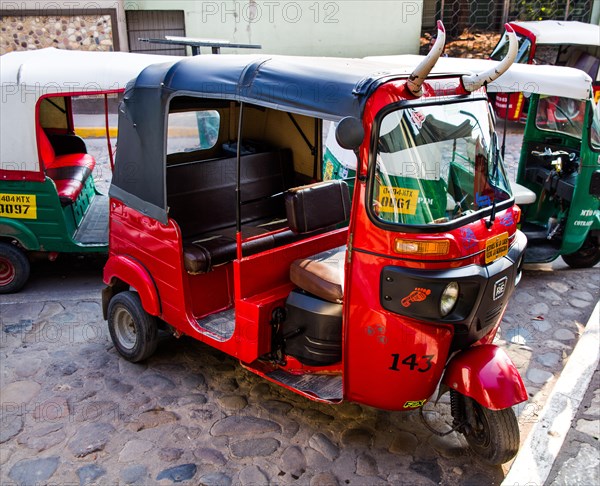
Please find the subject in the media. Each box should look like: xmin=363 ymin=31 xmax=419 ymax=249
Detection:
xmin=107 ymin=291 xmax=158 ymax=362
xmin=462 ymin=397 xmax=520 ymax=465
xmin=562 ymin=235 xmax=600 ymax=269
xmin=0 ymin=242 xmax=30 ymax=294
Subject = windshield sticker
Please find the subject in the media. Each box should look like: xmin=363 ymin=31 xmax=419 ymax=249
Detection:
xmin=476 ymin=192 xmax=492 ymax=208
xmin=0 ymin=194 xmax=37 ymax=220
xmin=378 ymin=187 xmax=419 ymax=215
xmin=409 ymin=109 xmax=425 ymax=129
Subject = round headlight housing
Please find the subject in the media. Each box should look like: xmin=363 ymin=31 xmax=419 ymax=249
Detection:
xmin=440 ymin=282 xmax=459 ymax=317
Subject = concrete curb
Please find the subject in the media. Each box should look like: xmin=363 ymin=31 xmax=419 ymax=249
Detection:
xmin=502 ymin=300 xmax=600 ymax=486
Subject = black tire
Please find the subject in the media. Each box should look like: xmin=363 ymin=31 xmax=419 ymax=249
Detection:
xmin=562 ymin=236 xmax=600 ymax=269
xmin=462 ymin=397 xmax=520 ymax=465
xmin=0 ymin=242 xmax=30 ymax=294
xmin=107 ymin=291 xmax=158 ymax=362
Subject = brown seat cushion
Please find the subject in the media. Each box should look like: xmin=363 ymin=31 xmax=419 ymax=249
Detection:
xmin=290 ymin=246 xmax=347 ymax=303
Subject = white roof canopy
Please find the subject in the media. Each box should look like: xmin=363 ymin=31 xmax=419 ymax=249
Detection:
xmin=511 ymin=20 xmax=600 ymax=46
xmin=366 ymin=55 xmax=593 ymax=100
xmin=0 ymin=47 xmax=179 ymax=93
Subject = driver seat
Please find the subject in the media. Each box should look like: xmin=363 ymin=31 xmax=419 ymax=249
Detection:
xmin=290 ymin=246 xmax=346 ymax=304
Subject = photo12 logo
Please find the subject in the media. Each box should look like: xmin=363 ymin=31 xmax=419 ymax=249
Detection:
xmin=201 ymin=1 xmax=340 ymax=24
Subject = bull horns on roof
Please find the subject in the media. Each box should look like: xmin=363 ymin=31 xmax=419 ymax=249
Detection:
xmin=461 ymin=24 xmax=518 ymax=92
xmin=406 ymin=20 xmax=446 ymax=97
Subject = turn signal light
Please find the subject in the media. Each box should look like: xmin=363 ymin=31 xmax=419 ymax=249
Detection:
xmin=394 ymin=239 xmax=450 ymax=256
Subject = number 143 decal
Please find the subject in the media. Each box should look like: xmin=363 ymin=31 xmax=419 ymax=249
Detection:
xmin=389 ymin=353 xmax=435 ymax=373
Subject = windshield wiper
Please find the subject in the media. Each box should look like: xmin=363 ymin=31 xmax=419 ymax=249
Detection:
xmin=487 ymin=132 xmax=500 ymax=229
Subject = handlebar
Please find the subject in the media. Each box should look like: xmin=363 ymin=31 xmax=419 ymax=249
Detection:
xmin=531 ymin=148 xmax=571 ymax=159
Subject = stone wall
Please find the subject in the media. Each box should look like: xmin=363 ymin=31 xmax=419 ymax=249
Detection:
xmin=0 ymin=13 xmax=114 ymax=55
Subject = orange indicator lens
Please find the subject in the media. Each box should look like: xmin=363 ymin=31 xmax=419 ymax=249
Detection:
xmin=394 ymin=239 xmax=450 ymax=256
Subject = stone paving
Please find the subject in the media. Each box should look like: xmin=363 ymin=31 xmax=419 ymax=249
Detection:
xmin=0 ymin=253 xmax=598 ymax=486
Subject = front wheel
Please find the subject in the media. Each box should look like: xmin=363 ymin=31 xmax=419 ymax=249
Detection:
xmin=0 ymin=242 xmax=30 ymax=294
xmin=461 ymin=397 xmax=520 ymax=465
xmin=562 ymin=235 xmax=600 ymax=269
xmin=107 ymin=291 xmax=158 ymax=362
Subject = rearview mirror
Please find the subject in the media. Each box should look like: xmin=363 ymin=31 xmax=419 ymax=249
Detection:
xmin=336 ymin=117 xmax=365 ymax=151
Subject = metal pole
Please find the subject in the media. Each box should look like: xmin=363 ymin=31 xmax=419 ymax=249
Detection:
xmin=236 ymin=102 xmax=244 ymax=260
xmin=564 ymin=0 xmax=570 ymax=20
xmin=501 ymin=0 xmax=511 ymax=26
xmin=439 ymin=0 xmax=445 ymax=23
xmin=592 ymin=0 xmax=600 ymax=24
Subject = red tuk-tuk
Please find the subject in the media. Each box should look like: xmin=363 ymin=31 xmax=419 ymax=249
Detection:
xmin=103 ymin=24 xmax=528 ymax=464
xmin=490 ymin=20 xmax=600 ymax=121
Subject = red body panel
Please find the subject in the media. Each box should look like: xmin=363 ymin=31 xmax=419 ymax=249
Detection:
xmin=343 ymin=249 xmax=454 ymax=410
xmin=442 ymin=344 xmax=527 ymax=410
xmin=339 ymin=79 xmax=523 ymax=409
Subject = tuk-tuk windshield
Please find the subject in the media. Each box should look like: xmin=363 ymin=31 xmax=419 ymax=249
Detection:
xmin=535 ymin=95 xmax=587 ymax=139
xmin=371 ymin=100 xmax=512 ymax=226
xmin=590 ymin=99 xmax=600 ymax=151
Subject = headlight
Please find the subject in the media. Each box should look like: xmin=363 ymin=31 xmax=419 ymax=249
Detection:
xmin=440 ymin=282 xmax=459 ymax=317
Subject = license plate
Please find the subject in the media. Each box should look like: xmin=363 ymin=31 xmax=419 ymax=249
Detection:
xmin=0 ymin=193 xmax=37 ymax=220
xmin=485 ymin=232 xmax=509 ymax=264
xmin=378 ymin=187 xmax=419 ymax=215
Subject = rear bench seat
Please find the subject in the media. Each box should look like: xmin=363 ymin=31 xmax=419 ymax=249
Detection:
xmin=166 ymin=147 xmax=351 ymax=275
xmin=37 ymin=127 xmax=96 ymax=205
xmin=167 ymin=149 xmax=295 ymax=274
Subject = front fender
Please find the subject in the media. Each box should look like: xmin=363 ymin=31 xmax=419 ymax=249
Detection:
xmin=442 ymin=344 xmax=527 ymax=410
xmin=0 ymin=219 xmax=40 ymax=250
xmin=103 ymin=255 xmax=161 ymax=318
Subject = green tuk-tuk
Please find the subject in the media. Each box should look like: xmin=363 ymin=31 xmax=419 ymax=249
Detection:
xmin=361 ymin=55 xmax=599 ymax=268
xmin=0 ymin=48 xmax=177 ymax=293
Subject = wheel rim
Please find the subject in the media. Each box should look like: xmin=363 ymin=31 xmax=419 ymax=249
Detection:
xmin=0 ymin=256 xmax=16 ymax=286
xmin=113 ymin=306 xmax=138 ymax=350
xmin=467 ymin=402 xmax=491 ymax=449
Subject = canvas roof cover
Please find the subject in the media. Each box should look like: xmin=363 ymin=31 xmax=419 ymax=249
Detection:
xmin=511 ymin=20 xmax=600 ymax=46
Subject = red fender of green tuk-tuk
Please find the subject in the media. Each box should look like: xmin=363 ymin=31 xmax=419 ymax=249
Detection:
xmin=441 ymin=344 xmax=527 ymax=410
xmin=103 ymin=255 xmax=161 ymax=317
xmin=0 ymin=219 xmax=40 ymax=250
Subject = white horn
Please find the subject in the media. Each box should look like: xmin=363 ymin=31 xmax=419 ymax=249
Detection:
xmin=461 ymin=24 xmax=518 ymax=92
xmin=406 ymin=20 xmax=446 ymax=97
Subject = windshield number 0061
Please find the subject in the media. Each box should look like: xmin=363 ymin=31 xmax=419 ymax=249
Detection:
xmin=389 ymin=353 xmax=435 ymax=373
